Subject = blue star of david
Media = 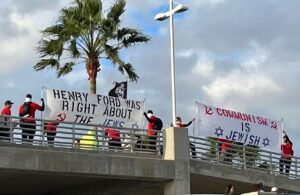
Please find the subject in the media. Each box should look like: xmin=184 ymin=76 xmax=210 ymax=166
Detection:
xmin=131 ymin=122 xmax=139 ymax=129
xmin=215 ymin=127 xmax=224 ymax=137
xmin=262 ymin=137 xmax=270 ymax=147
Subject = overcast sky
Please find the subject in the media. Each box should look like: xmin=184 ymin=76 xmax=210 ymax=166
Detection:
xmin=1 ymin=0 xmax=300 ymax=154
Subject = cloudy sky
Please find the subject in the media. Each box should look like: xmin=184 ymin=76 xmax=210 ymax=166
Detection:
xmin=1 ymin=0 xmax=300 ymax=154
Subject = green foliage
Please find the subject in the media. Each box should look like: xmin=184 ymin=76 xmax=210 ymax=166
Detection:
xmin=202 ymin=137 xmax=218 ymax=160
xmin=232 ymin=144 xmax=260 ymax=168
xmin=203 ymin=137 xmax=261 ymax=168
xmin=34 ymin=0 xmax=150 ymax=93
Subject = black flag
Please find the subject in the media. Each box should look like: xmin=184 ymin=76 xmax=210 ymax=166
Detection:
xmin=108 ymin=81 xmax=128 ymax=99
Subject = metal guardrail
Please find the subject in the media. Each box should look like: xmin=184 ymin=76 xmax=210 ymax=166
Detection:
xmin=0 ymin=115 xmax=163 ymax=157
xmin=190 ymin=136 xmax=300 ymax=179
xmin=1 ymin=115 xmax=299 ymax=179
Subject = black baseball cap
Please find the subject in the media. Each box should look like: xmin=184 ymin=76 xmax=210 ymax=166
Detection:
xmin=5 ymin=100 xmax=14 ymax=105
xmin=147 ymin=110 xmax=153 ymax=114
xmin=26 ymin=94 xmax=32 ymax=98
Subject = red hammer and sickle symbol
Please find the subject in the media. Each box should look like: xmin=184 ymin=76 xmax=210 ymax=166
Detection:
xmin=271 ymin=121 xmax=277 ymax=130
xmin=57 ymin=113 xmax=66 ymax=122
xmin=205 ymin=106 xmax=213 ymax=115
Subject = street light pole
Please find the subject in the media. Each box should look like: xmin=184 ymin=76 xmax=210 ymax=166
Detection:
xmin=169 ymin=0 xmax=177 ymax=126
xmin=154 ymin=1 xmax=188 ymax=126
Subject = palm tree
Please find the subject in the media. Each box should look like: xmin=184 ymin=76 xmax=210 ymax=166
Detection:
xmin=34 ymin=0 xmax=150 ymax=94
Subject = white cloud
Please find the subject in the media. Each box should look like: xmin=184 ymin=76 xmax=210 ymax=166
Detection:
xmin=194 ymin=0 xmax=228 ymax=7
xmin=62 ymin=71 xmax=87 ymax=87
xmin=192 ymin=59 xmax=215 ymax=79
xmin=178 ymin=49 xmax=194 ymax=58
xmin=0 ymin=2 xmax=70 ymax=75
xmin=202 ymin=70 xmax=283 ymax=106
xmin=240 ymin=42 xmax=270 ymax=71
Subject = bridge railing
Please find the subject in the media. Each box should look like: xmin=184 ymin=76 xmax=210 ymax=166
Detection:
xmin=0 ymin=115 xmax=163 ymax=157
xmin=3 ymin=115 xmax=297 ymax=177
xmin=189 ymin=136 xmax=300 ymax=178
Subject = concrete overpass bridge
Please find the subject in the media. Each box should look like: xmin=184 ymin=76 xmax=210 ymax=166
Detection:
xmin=0 ymin=116 xmax=299 ymax=194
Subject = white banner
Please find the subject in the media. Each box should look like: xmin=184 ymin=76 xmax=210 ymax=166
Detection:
xmin=195 ymin=101 xmax=282 ymax=152
xmin=44 ymin=88 xmax=144 ymax=129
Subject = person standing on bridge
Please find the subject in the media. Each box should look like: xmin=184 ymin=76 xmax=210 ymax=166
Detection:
xmin=44 ymin=113 xmax=66 ymax=146
xmin=174 ymin=116 xmax=196 ymax=158
xmin=280 ymin=134 xmax=293 ymax=175
xmin=0 ymin=100 xmax=14 ymax=141
xmin=143 ymin=110 xmax=158 ymax=150
xmin=19 ymin=94 xmax=45 ymax=143
xmin=218 ymin=138 xmax=232 ymax=162
xmin=104 ymin=128 xmax=121 ymax=150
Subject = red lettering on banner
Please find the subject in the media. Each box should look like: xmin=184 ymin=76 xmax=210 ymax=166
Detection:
xmin=257 ymin=117 xmax=268 ymax=126
xmin=205 ymin=106 xmax=214 ymax=115
xmin=216 ymin=108 xmax=222 ymax=115
xmin=216 ymin=108 xmax=252 ymax=122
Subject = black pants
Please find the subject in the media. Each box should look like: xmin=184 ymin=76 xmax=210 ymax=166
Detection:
xmin=0 ymin=127 xmax=10 ymax=141
xmin=46 ymin=131 xmax=56 ymax=146
xmin=148 ymin=135 xmax=157 ymax=150
xmin=20 ymin=123 xmax=36 ymax=143
xmin=190 ymin=142 xmax=196 ymax=158
xmin=280 ymin=157 xmax=292 ymax=175
xmin=108 ymin=139 xmax=121 ymax=150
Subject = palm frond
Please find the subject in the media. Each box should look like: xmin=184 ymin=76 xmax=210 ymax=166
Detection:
xmin=34 ymin=59 xmax=60 ymax=71
xmin=100 ymin=15 xmax=118 ymax=39
xmin=37 ymin=39 xmax=64 ymax=58
xmin=103 ymin=43 xmax=139 ymax=81
xmin=117 ymin=28 xmax=150 ymax=47
xmin=103 ymin=44 xmax=122 ymax=65
xmin=84 ymin=0 xmax=102 ymax=20
xmin=118 ymin=63 xmax=139 ymax=82
xmin=57 ymin=62 xmax=75 ymax=77
xmin=42 ymin=24 xmax=64 ymax=36
xmin=69 ymin=39 xmax=81 ymax=58
xmin=107 ymin=0 xmax=125 ymax=24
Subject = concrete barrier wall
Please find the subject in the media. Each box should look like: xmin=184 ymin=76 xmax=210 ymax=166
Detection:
xmin=0 ymin=144 xmax=175 ymax=180
xmin=190 ymin=160 xmax=300 ymax=193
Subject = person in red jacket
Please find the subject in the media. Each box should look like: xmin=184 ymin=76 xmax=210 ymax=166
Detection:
xmin=0 ymin=100 xmax=14 ymax=140
xmin=143 ymin=110 xmax=157 ymax=150
xmin=280 ymin=134 xmax=293 ymax=175
xmin=19 ymin=94 xmax=45 ymax=143
xmin=104 ymin=128 xmax=121 ymax=150
xmin=174 ymin=116 xmax=196 ymax=158
xmin=218 ymin=138 xmax=232 ymax=162
xmin=44 ymin=113 xmax=66 ymax=146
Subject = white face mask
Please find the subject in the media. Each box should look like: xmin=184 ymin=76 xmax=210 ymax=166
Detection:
xmin=25 ymin=98 xmax=32 ymax=102
xmin=147 ymin=113 xmax=153 ymax=118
